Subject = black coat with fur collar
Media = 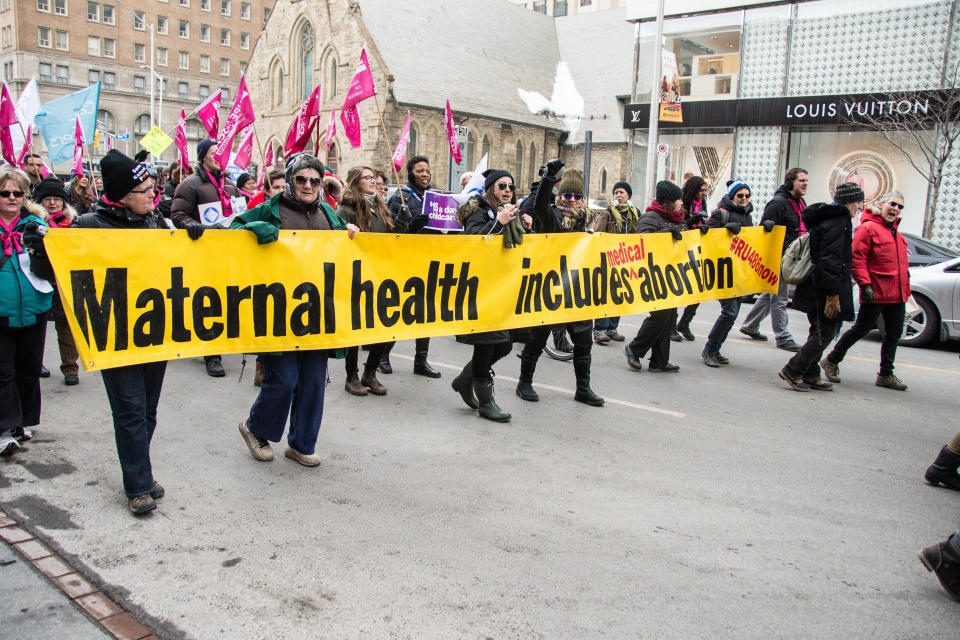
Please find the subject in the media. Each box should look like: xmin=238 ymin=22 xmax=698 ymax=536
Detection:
xmin=791 ymin=202 xmax=854 ymax=321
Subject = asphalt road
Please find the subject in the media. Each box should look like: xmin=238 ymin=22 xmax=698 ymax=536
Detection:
xmin=2 ymin=300 xmax=960 ymax=639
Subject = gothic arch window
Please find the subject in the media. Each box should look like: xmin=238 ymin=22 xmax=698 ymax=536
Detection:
xmin=321 ymin=48 xmax=338 ymax=100
xmin=515 ymin=140 xmax=524 ymax=189
xmin=527 ymin=141 xmax=538 ymax=187
xmin=481 ymin=134 xmax=491 ymax=161
xmin=465 ymin=131 xmax=476 ymax=169
xmin=296 ymin=21 xmax=314 ymax=101
xmin=408 ymin=121 xmax=419 ymax=157
xmin=599 ymin=167 xmax=607 ymax=197
xmin=327 ymin=142 xmax=339 ymax=174
xmin=268 ymin=57 xmax=284 ymax=107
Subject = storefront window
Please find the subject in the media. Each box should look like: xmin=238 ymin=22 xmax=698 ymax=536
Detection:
xmin=658 ymin=130 xmax=736 ymax=205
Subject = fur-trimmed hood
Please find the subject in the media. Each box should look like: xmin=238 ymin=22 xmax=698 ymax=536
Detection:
xmin=456 ymin=194 xmax=491 ymax=226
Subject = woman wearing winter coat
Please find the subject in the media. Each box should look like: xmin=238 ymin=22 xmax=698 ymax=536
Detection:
xmin=821 ymin=191 xmax=910 ymax=390
xmin=231 ymin=153 xmax=360 ymax=466
xmin=779 ymin=182 xmax=863 ymax=392
xmin=515 ymin=163 xmax=604 ymax=407
xmin=673 ymin=176 xmax=709 ymax=341
xmin=69 ymin=172 xmax=95 ymax=214
xmin=451 ymin=168 xmax=532 ymax=423
xmin=336 ymin=166 xmax=394 ymax=397
xmin=590 ymin=180 xmax=636 ymax=344
xmin=34 ymin=177 xmax=81 ymax=385
xmin=0 ymin=168 xmax=54 ymax=456
xmin=623 ymin=181 xmax=687 ymax=373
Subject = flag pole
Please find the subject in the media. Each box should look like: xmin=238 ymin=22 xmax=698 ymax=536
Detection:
xmin=83 ymin=143 xmax=99 ymax=199
xmin=373 ymin=96 xmax=407 ymax=210
xmin=251 ymin=124 xmax=268 ymax=179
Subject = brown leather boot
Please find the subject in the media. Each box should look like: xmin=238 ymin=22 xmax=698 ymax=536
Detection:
xmin=361 ymin=367 xmax=387 ymax=395
xmin=344 ymin=371 xmax=367 ymax=396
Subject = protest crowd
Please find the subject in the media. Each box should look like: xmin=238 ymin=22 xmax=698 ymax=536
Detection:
xmin=0 ymin=58 xmax=957 ymax=604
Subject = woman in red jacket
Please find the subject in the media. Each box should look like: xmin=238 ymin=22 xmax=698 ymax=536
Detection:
xmin=821 ymin=191 xmax=910 ymax=390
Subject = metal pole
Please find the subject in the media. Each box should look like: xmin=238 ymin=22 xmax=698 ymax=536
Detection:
xmin=157 ymin=73 xmax=163 ymax=130
xmin=643 ymin=0 xmax=665 ymax=200
xmin=627 ymin=22 xmax=640 ymax=191
xmin=583 ymin=130 xmax=592 ymax=201
xmin=149 ymin=25 xmax=155 ymax=130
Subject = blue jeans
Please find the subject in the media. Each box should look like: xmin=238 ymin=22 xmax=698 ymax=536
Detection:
xmin=705 ymin=297 xmax=742 ymax=354
xmin=101 ymin=361 xmax=167 ymax=498
xmin=594 ymin=317 xmax=620 ymax=333
xmin=248 ymin=350 xmax=328 ymax=455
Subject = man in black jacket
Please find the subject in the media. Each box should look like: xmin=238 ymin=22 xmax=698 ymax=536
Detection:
xmin=739 ymin=167 xmax=808 ymax=352
xmin=778 ymin=182 xmax=863 ymax=392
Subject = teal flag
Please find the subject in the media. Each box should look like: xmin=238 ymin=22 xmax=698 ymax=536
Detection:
xmin=35 ymin=83 xmax=101 ymax=165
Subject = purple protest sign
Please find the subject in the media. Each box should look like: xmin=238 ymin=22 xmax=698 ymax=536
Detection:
xmin=423 ymin=190 xmax=463 ymax=233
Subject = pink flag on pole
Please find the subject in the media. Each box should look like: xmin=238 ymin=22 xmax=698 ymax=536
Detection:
xmin=284 ymin=85 xmax=320 ymax=154
xmin=391 ymin=111 xmax=411 ymax=173
xmin=40 ymin=159 xmax=51 ymax=178
xmin=339 ymin=50 xmax=377 ymax=150
xmin=256 ymin=139 xmax=274 ymax=189
xmin=15 ymin=125 xmax=30 ymax=168
xmin=213 ymin=76 xmax=256 ymax=168
xmin=324 ymin=109 xmax=336 ymax=151
xmin=194 ymin=89 xmax=221 ymax=138
xmin=175 ymin=109 xmax=189 ymax=170
xmin=231 ymin=125 xmax=255 ymax=169
xmin=445 ymin=100 xmax=462 ymax=165
xmin=72 ymin=116 xmax=84 ymax=177
xmin=0 ymin=82 xmax=19 ymax=166
xmin=340 ymin=105 xmax=361 ymax=149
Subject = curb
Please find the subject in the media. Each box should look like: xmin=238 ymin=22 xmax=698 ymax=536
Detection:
xmin=0 ymin=507 xmax=159 ymax=640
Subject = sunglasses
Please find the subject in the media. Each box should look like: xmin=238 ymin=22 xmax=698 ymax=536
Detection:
xmin=887 ymin=201 xmax=904 ymax=210
xmin=0 ymin=190 xmax=24 ymax=198
xmin=496 ymin=182 xmax=515 ymax=191
xmin=562 ymin=193 xmax=584 ymax=201
xmin=734 ymin=192 xmax=751 ymax=199
xmin=294 ymin=175 xmax=323 ymax=187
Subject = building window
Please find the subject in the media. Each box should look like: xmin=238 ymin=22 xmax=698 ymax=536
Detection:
xmin=515 ymin=141 xmax=524 ymax=188
xmin=580 ymin=0 xmax=592 ymax=5
xmin=599 ymin=167 xmax=607 ymax=196
xmin=134 ymin=114 xmax=150 ymax=135
xmin=220 ymin=0 xmax=230 ymax=16
xmin=200 ymin=54 xmax=210 ymax=73
xmin=134 ymin=11 xmax=144 ymax=30
xmin=3 ymin=62 xmax=13 ymax=82
xmin=54 ymin=0 xmax=67 ymax=15
xmin=179 ymin=51 xmax=189 ymax=69
xmin=221 ymin=87 xmax=229 ymax=101
xmin=298 ymin=22 xmax=313 ymax=100
xmin=157 ymin=16 xmax=168 ymax=35
xmin=465 ymin=131 xmax=476 ymax=169
xmin=239 ymin=32 xmax=249 ymax=49
xmin=198 ymin=84 xmax=209 ymax=99
xmin=326 ymin=142 xmax=339 ymax=174
xmin=87 ymin=1 xmax=99 ymax=21
xmin=179 ymin=0 xmax=189 ymax=6
xmin=134 ymin=43 xmax=145 ymax=63
xmin=37 ymin=0 xmax=50 ymax=12
xmin=157 ymin=47 xmax=167 ymax=67
xmin=103 ymin=38 xmax=114 ymax=58
xmin=177 ymin=81 xmax=188 ymax=99
xmin=55 ymin=30 xmax=68 ymax=51
xmin=554 ymin=0 xmax=567 ymax=16
xmin=88 ymin=69 xmax=99 ymax=85
xmin=102 ymin=4 xmax=113 ymax=24
xmin=97 ymin=110 xmax=115 ymax=133
xmin=103 ymin=71 xmax=115 ymax=90
xmin=0 ymin=0 xmax=10 ymax=12
xmin=133 ymin=75 xmax=145 ymax=93
xmin=219 ymin=58 xmax=229 ymax=75
xmin=55 ymin=65 xmax=68 ymax=84
xmin=157 ymin=78 xmax=167 ymax=96
xmin=186 ymin=118 xmax=200 ymax=139
xmin=220 ymin=28 xmax=229 ymax=46
xmin=533 ymin=1 xmax=546 ymax=14
xmin=324 ymin=51 xmax=337 ymax=99
xmin=1 ymin=25 xmax=11 ymax=49
xmin=270 ymin=58 xmax=283 ymax=106
xmin=528 ymin=142 xmax=538 ymax=187
xmin=38 ymin=62 xmax=52 ymax=82
xmin=38 ymin=27 xmax=51 ymax=48
xmin=481 ymin=134 xmax=490 ymax=160
xmin=408 ymin=123 xmax=419 ymax=157
xmin=240 ymin=1 xmax=249 ymax=19
xmin=200 ymin=24 xmax=210 ymax=42
xmin=200 ymin=0 xmax=209 ymax=10
xmin=179 ymin=20 xmax=189 ymax=38
xmin=262 ymin=7 xmax=270 ymax=25
xmin=238 ymin=61 xmax=246 ymax=76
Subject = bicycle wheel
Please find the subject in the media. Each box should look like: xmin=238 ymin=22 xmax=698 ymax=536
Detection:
xmin=544 ymin=328 xmax=575 ymax=362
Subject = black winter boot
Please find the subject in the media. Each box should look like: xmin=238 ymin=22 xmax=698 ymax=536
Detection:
xmin=378 ymin=343 xmax=393 ymax=374
xmin=573 ymin=356 xmax=604 ymax=406
xmin=516 ymin=353 xmax=539 ymax=402
xmin=451 ymin=362 xmax=478 ymax=409
xmin=920 ymin=533 xmax=960 ymax=602
xmin=204 ymin=355 xmax=225 ymax=377
xmin=925 ymin=446 xmax=960 ymax=491
xmin=413 ymin=338 xmax=441 ymax=378
xmin=473 ymin=378 xmax=510 ymax=422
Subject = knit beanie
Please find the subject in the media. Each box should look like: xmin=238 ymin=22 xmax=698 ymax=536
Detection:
xmin=100 ymin=149 xmax=150 ymax=201
xmin=557 ymin=168 xmax=584 ymax=196
xmin=612 ymin=181 xmax=632 ymax=198
xmin=834 ymin=181 xmax=865 ymax=204
xmin=196 ymin=138 xmax=217 ymax=163
xmin=726 ymin=178 xmax=751 ymax=198
xmin=34 ymin=176 xmax=69 ymax=203
xmin=482 ymin=169 xmax=514 ymax=191
xmin=655 ymin=180 xmax=682 ymax=205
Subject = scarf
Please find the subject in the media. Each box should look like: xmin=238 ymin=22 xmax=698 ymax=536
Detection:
xmin=46 ymin=210 xmax=72 ymax=228
xmin=608 ymin=204 xmax=638 ymax=233
xmin=557 ymin=201 xmax=587 ymax=231
xmin=646 ymin=200 xmax=684 ymax=223
xmin=789 ymin=196 xmax=807 ymax=235
xmin=205 ymin=169 xmax=234 ymax=218
xmin=0 ymin=213 xmax=23 ymax=256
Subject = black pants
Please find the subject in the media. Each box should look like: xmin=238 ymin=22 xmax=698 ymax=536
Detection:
xmin=628 ymin=308 xmax=677 ymax=368
xmin=471 ymin=342 xmax=513 ymax=380
xmin=785 ymin=307 xmax=838 ymax=379
xmin=523 ymin=324 xmax=592 ymax=361
xmin=345 ymin=343 xmax=389 ymax=374
xmin=828 ymin=302 xmax=905 ymax=376
xmin=677 ymin=304 xmax=699 ymax=329
xmin=0 ymin=321 xmax=47 ymax=430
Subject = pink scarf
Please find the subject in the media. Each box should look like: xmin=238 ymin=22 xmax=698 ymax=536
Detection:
xmin=205 ymin=169 xmax=233 ymax=218
xmin=46 ymin=210 xmax=72 ymax=228
xmin=0 ymin=214 xmax=22 ymax=256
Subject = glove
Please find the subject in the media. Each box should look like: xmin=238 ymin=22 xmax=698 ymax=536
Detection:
xmin=724 ymin=221 xmax=741 ymax=235
xmin=698 ymin=223 xmax=710 ymax=235
xmin=394 ymin=203 xmax=412 ymax=228
xmin=406 ymin=214 xmax=428 ymax=234
xmin=243 ymin=221 xmax=279 ymax=244
xmin=670 ymin=228 xmax=683 ymax=241
xmin=511 ymin=216 xmax=524 ymax=245
xmin=538 ymin=158 xmax=565 ymax=184
xmin=686 ymin=212 xmax=707 ymax=227
xmin=762 ymin=220 xmax=775 ymax=233
xmin=21 ymin=222 xmax=55 ymax=281
xmin=185 ymin=222 xmax=205 ymax=240
xmin=861 ymin=285 xmax=875 ymax=304
xmin=824 ymin=294 xmax=841 ymax=319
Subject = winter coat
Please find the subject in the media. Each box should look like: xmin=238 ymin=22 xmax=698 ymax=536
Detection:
xmin=635 ymin=207 xmax=687 ymax=234
xmin=170 ymin=170 xmax=240 ymax=228
xmin=851 ymin=209 xmax=910 ymax=304
xmin=591 ymin=203 xmax=639 ymax=234
xmin=337 ymin=194 xmax=394 ymax=234
xmin=0 ymin=201 xmax=53 ymax=329
xmin=156 ymin=179 xmax=177 ymax=219
xmin=760 ymin=183 xmax=806 ymax=253
xmin=69 ymin=188 xmax=94 ymax=215
xmin=387 ymin=182 xmax=426 ymax=233
xmin=706 ymin=194 xmax=754 ymax=228
xmin=40 ymin=203 xmax=79 ymax=322
xmin=73 ymin=198 xmax=165 ymax=230
xmin=791 ymin=202 xmax=855 ymax=321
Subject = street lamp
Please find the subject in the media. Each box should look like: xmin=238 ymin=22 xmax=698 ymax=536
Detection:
xmin=139 ymin=66 xmax=164 ymax=130
xmin=114 ymin=0 xmax=156 ymax=130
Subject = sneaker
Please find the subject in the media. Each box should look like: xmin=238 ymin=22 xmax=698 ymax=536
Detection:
xmin=679 ymin=327 xmax=695 ymax=341
xmin=11 ymin=427 xmax=32 ymax=443
xmin=607 ymin=331 xmax=625 ymax=342
xmin=778 ymin=368 xmax=810 ymax=392
xmin=39 ymin=365 xmax=50 ymax=378
xmin=777 ymin=340 xmax=802 ymax=353
xmin=714 ymin=352 xmax=730 ymax=365
xmin=150 ymin=481 xmax=165 ymax=500
xmin=876 ymin=374 xmax=908 ymax=391
xmin=701 ymin=351 xmax=722 ymax=368
xmin=284 ymin=446 xmax=321 ymax=467
xmin=594 ymin=332 xmax=610 ymax=345
xmin=128 ymin=494 xmax=157 ymax=515
xmin=648 ymin=363 xmax=680 ymax=373
xmin=64 ymin=373 xmax=79 ymax=386
xmin=238 ymin=419 xmax=273 ymax=461
xmin=205 ymin=356 xmax=226 ymax=377
xmin=0 ymin=434 xmax=20 ymax=457
xmin=739 ymin=327 xmax=768 ymax=341
xmin=820 ymin=358 xmax=841 ymax=383
xmin=803 ymin=377 xmax=834 ymax=391
xmin=378 ymin=357 xmax=393 ymax=375
xmin=624 ymin=345 xmax=643 ymax=371
xmin=670 ymin=330 xmax=683 ymax=343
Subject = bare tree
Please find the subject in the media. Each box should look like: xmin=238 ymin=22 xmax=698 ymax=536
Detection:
xmin=849 ymin=54 xmax=960 ymax=238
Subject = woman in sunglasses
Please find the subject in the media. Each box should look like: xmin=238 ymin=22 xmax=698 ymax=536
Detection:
xmin=452 ymin=168 xmax=532 ymax=422
xmin=515 ymin=162 xmax=604 ymax=407
xmin=0 ymin=168 xmax=54 ymax=457
xmin=821 ymin=191 xmax=910 ymax=391
xmin=231 ymin=153 xmax=360 ymax=466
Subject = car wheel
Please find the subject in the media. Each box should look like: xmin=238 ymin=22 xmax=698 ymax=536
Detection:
xmin=899 ymin=295 xmax=939 ymax=347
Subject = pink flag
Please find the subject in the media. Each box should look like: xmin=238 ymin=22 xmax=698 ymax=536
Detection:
xmin=175 ymin=109 xmax=189 ymax=170
xmin=194 ymin=90 xmax=221 ymax=138
xmin=15 ymin=126 xmax=30 ymax=169
xmin=106 ymin=133 xmax=113 ymax=151
xmin=231 ymin=125 xmax=255 ymax=169
xmin=284 ymin=85 xmax=320 ymax=154
xmin=40 ymin=159 xmax=51 ymax=178
xmin=392 ymin=111 xmax=411 ymax=173
xmin=0 ymin=82 xmax=18 ymax=166
xmin=324 ymin=109 xmax=336 ymax=151
xmin=72 ymin=116 xmax=84 ymax=177
xmin=343 ymin=49 xmax=376 ymax=109
xmin=340 ymin=105 xmax=361 ymax=149
xmin=213 ymin=76 xmax=256 ymax=167
xmin=445 ymin=100 xmax=462 ymax=165
xmin=256 ymin=139 xmax=274 ymax=189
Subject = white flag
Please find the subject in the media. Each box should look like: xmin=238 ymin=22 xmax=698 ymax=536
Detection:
xmin=11 ymin=77 xmax=40 ymax=153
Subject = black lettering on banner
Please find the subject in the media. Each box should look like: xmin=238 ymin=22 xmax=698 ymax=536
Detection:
xmin=717 ymin=257 xmax=733 ymax=289
xmin=687 ymin=249 xmax=704 ymax=292
xmin=454 ymin=263 xmax=478 ymax=321
xmin=192 ymin=286 xmax=224 ymax=341
xmin=648 ymin=253 xmax=667 ymax=300
xmin=703 ymin=259 xmax=716 ymax=290
xmin=591 ymin=254 xmax=607 ymax=305
xmin=438 ymin=263 xmax=457 ymax=322
xmin=377 ymin=279 xmax=400 ymax=327
xmin=525 ymin=272 xmax=543 ymax=313
xmin=133 ymin=288 xmax=165 ymax=347
xmin=559 ymin=255 xmax=573 ymax=309
xmin=165 ymin=267 xmax=192 ymax=343
xmin=226 ymin=285 xmax=252 ymax=339
xmin=570 ymin=268 xmax=591 ymax=307
xmin=351 ymin=260 xmax=374 ymax=330
xmin=402 ymin=277 xmax=426 ymax=324
xmin=291 ymin=282 xmax=321 ymax=336
xmin=620 ymin=267 xmax=635 ymax=303
xmin=609 ymin=267 xmax=623 ymax=304
xmin=252 ymin=283 xmax=286 ymax=337
xmin=71 ymin=268 xmax=128 ymax=351
xmin=426 ymin=260 xmax=438 ymax=323
xmin=637 ymin=267 xmax=654 ymax=302
xmin=543 ymin=270 xmax=562 ymax=311
xmin=664 ymin=265 xmax=685 ymax=296
xmin=323 ymin=263 xmax=336 ymax=334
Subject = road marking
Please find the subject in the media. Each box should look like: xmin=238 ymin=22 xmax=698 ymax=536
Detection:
xmin=393 ymin=354 xmax=687 ymax=418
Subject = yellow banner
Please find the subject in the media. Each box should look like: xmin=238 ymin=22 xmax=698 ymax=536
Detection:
xmin=44 ymin=227 xmax=784 ymax=371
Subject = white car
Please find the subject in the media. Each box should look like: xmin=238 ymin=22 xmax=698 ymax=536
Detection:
xmin=899 ymin=256 xmax=960 ymax=347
